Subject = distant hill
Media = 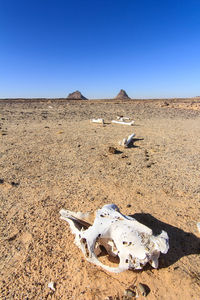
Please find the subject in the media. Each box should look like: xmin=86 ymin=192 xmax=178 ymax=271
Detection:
xmin=67 ymin=91 xmax=87 ymax=100
xmin=115 ymin=89 xmax=130 ymax=99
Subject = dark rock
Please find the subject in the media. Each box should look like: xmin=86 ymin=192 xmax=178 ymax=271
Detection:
xmin=108 ymin=147 xmax=122 ymax=154
xmin=11 ymin=182 xmax=19 ymax=187
xmin=108 ymin=147 xmax=117 ymax=154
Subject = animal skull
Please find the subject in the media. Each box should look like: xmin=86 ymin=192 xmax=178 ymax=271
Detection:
xmin=60 ymin=204 xmax=169 ymax=273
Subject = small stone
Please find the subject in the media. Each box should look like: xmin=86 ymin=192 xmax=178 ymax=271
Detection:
xmin=136 ymin=190 xmax=142 ymax=195
xmin=127 ymin=204 xmax=131 ymax=208
xmin=108 ymin=147 xmax=117 ymax=154
xmin=124 ymin=288 xmax=136 ymax=298
xmin=11 ymin=182 xmax=19 ymax=187
xmin=137 ymin=283 xmax=149 ymax=297
xmin=0 ymin=179 xmax=4 ymax=184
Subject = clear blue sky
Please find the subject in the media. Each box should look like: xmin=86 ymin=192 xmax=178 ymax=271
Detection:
xmin=0 ymin=0 xmax=200 ymax=99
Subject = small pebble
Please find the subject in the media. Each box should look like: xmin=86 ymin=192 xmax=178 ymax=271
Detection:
xmin=11 ymin=182 xmax=19 ymax=187
xmin=124 ymin=288 xmax=136 ymax=298
xmin=108 ymin=147 xmax=117 ymax=154
xmin=137 ymin=283 xmax=148 ymax=297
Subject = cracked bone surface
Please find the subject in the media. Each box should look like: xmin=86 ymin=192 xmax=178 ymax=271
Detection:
xmin=60 ymin=204 xmax=169 ymax=273
xmin=119 ymin=133 xmax=135 ymax=148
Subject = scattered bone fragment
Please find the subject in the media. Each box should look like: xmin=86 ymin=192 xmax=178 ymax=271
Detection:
xmin=60 ymin=204 xmax=169 ymax=273
xmin=197 ymin=222 xmax=200 ymax=233
xmin=119 ymin=133 xmax=135 ymax=148
xmin=117 ymin=116 xmax=130 ymax=121
xmin=91 ymin=118 xmax=104 ymax=124
xmin=112 ymin=120 xmax=134 ymax=126
xmin=48 ymin=282 xmax=56 ymax=292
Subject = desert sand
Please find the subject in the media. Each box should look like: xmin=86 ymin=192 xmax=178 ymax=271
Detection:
xmin=0 ymin=98 xmax=200 ymax=299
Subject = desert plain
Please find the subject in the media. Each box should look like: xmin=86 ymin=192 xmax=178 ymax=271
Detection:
xmin=0 ymin=98 xmax=200 ymax=299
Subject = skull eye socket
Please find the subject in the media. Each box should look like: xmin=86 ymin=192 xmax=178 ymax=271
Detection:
xmin=123 ymin=241 xmax=127 ymax=245
xmin=125 ymin=259 xmax=129 ymax=263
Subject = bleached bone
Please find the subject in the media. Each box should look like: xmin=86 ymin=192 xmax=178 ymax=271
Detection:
xmin=60 ymin=204 xmax=169 ymax=273
xmin=197 ymin=222 xmax=200 ymax=233
xmin=112 ymin=120 xmax=134 ymax=126
xmin=91 ymin=118 xmax=104 ymax=124
xmin=119 ymin=133 xmax=135 ymax=148
xmin=48 ymin=282 xmax=56 ymax=292
xmin=117 ymin=116 xmax=130 ymax=121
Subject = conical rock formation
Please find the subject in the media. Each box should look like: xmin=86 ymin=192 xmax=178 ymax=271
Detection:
xmin=115 ymin=89 xmax=130 ymax=99
xmin=67 ymin=90 xmax=87 ymax=100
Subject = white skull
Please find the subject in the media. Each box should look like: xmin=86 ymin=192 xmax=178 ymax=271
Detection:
xmin=60 ymin=204 xmax=169 ymax=273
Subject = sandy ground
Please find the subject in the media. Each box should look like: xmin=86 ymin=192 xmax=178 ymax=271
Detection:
xmin=0 ymin=98 xmax=200 ymax=299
